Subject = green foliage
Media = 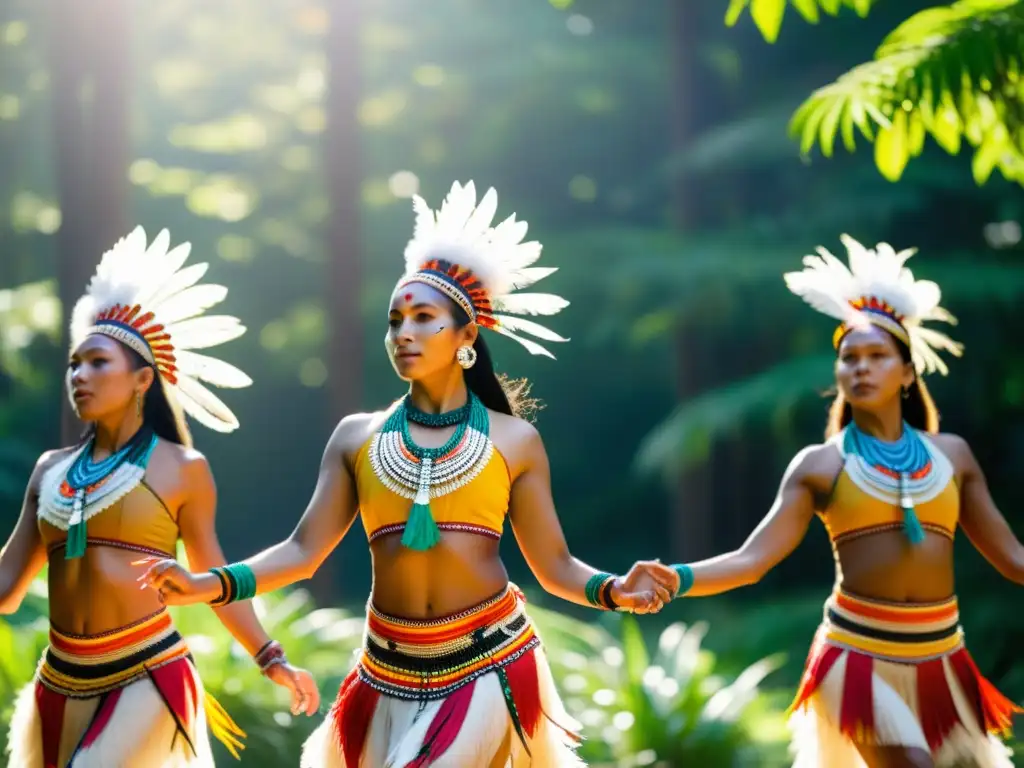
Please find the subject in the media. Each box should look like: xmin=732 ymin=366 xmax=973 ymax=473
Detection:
xmin=788 ymin=0 xmax=1024 ymax=184
xmin=531 ymin=605 xmax=786 ymax=766
xmin=725 ymin=0 xmax=875 ymax=43
xmin=635 ymin=354 xmax=835 ymax=479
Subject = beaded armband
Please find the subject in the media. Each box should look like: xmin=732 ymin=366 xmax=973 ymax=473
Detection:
xmin=209 ymin=563 xmax=258 ymax=606
xmin=672 ymin=564 xmax=694 ymax=597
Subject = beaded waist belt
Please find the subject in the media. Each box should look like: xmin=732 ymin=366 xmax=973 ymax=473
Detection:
xmin=357 ymin=584 xmax=540 ymax=700
xmin=38 ymin=609 xmax=190 ymax=698
xmin=820 ymin=590 xmax=963 ymax=662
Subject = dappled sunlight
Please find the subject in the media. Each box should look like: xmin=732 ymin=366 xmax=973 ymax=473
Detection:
xmin=1 ymin=0 xmax=1023 ymax=764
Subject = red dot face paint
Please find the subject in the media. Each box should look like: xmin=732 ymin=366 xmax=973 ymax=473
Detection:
xmin=404 ymin=293 xmax=413 ymax=302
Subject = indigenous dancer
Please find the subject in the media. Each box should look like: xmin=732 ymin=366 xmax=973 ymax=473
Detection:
xmin=138 ymin=181 xmax=679 ymax=767
xmin=663 ymin=235 xmax=1023 ymax=767
xmin=0 ymin=227 xmax=319 ymax=767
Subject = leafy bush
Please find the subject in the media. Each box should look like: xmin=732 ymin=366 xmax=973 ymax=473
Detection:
xmin=528 ymin=605 xmax=788 ymax=767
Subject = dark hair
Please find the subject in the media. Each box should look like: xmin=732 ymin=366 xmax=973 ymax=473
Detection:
xmin=79 ymin=338 xmax=193 ymax=447
xmin=825 ymin=330 xmax=939 ymax=438
xmin=450 ymin=304 xmax=539 ymax=420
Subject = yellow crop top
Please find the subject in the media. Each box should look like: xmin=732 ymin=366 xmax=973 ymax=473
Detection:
xmin=355 ymin=436 xmax=511 ymax=543
xmin=819 ymin=428 xmax=959 ymax=543
xmin=38 ymin=482 xmax=179 ymax=558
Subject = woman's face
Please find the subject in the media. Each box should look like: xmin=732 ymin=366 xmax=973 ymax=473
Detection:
xmin=835 ymin=324 xmax=914 ymax=410
xmin=386 ymin=282 xmax=477 ymax=382
xmin=68 ymin=334 xmax=152 ymax=422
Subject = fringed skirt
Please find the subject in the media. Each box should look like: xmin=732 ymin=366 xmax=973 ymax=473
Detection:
xmin=788 ymin=590 xmax=1022 ymax=767
xmin=5 ymin=609 xmax=244 ymax=768
xmin=301 ymin=585 xmax=583 ymax=768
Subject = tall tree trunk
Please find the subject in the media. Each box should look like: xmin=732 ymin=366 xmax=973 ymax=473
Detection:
xmin=317 ymin=0 xmax=364 ymax=605
xmin=86 ymin=0 xmax=131 ymax=257
xmin=666 ymin=0 xmax=715 ymax=561
xmin=49 ymin=0 xmax=131 ymax=446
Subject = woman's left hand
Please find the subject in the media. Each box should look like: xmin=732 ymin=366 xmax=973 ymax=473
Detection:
xmin=264 ymin=662 xmax=321 ymax=716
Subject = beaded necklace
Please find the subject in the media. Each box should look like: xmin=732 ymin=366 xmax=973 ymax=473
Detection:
xmin=841 ymin=422 xmax=950 ymax=545
xmin=38 ymin=426 xmax=158 ymax=559
xmin=368 ymin=394 xmax=492 ymax=550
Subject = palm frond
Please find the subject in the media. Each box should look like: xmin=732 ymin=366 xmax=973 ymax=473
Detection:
xmin=725 ymin=0 xmax=875 ymax=43
xmin=635 ymin=354 xmax=835 ymax=480
xmin=789 ymin=0 xmax=1024 ymax=184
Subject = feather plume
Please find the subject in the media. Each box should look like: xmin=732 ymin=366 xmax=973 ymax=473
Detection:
xmin=784 ymin=234 xmax=962 ymax=375
xmin=69 ymin=226 xmax=251 ymax=431
xmin=400 ymin=180 xmax=569 ymax=357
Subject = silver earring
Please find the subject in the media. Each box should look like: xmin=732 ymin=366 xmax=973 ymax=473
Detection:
xmin=456 ymin=345 xmax=477 ymax=369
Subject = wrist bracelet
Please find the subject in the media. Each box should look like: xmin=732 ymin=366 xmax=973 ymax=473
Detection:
xmin=208 ymin=563 xmax=258 ymax=606
xmin=255 ymin=640 xmax=286 ymax=674
xmin=599 ymin=576 xmax=619 ymax=611
xmin=585 ymin=572 xmax=616 ymax=610
xmin=672 ymin=563 xmax=694 ymax=597
xmin=210 ymin=568 xmax=230 ymax=606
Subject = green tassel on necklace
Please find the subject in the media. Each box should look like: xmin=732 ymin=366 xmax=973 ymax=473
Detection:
xmin=385 ymin=394 xmax=489 ymax=550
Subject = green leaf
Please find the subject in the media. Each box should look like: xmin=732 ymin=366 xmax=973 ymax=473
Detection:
xmin=789 ymin=0 xmax=1024 ymax=185
xmin=972 ymin=136 xmax=1003 ymax=183
xmin=875 ymin=108 xmax=910 ymax=181
xmin=751 ymin=0 xmax=787 ymax=43
xmin=725 ymin=0 xmax=750 ymax=26
xmin=818 ymin=98 xmax=846 ymax=157
xmin=790 ymin=0 xmax=821 ymax=23
xmin=929 ymin=108 xmax=963 ymax=155
xmin=727 ymin=0 xmax=875 ymax=41
xmin=907 ymin=110 xmax=927 ymax=156
xmin=851 ymin=0 xmax=872 ymax=16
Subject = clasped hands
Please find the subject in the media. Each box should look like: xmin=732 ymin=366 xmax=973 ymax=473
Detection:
xmin=607 ymin=559 xmax=682 ymax=615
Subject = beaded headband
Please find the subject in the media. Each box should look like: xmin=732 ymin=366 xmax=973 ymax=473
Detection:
xmin=70 ymin=227 xmax=252 ymax=432
xmin=830 ymin=296 xmax=910 ymax=350
xmin=785 ymin=234 xmax=963 ymax=376
xmin=398 ymin=181 xmax=569 ymax=358
xmin=88 ymin=306 xmax=176 ymax=381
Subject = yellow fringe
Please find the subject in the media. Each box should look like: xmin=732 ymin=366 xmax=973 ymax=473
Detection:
xmin=203 ymin=691 xmax=247 ymax=759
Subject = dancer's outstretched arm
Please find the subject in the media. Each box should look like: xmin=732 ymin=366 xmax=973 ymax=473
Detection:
xmin=507 ymin=420 xmax=677 ymax=613
xmin=941 ymin=434 xmax=1024 ymax=585
xmin=137 ymin=415 xmax=364 ymax=605
xmin=667 ymin=446 xmax=821 ymax=598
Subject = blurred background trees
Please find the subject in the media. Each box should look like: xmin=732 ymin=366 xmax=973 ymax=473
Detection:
xmin=1 ymin=0 xmax=1022 ymax=763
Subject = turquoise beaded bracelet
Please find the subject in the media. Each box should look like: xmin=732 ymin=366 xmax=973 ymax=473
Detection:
xmin=672 ymin=564 xmax=694 ymax=597
xmin=585 ymin=572 xmax=616 ymax=610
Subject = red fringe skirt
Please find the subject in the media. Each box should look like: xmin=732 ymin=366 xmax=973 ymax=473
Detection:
xmin=788 ymin=591 xmax=1021 ymax=767
xmin=300 ymin=585 xmax=583 ymax=767
xmin=5 ymin=609 xmax=243 ymax=768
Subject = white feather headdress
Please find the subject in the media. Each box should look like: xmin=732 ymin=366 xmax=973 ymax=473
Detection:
xmin=69 ymin=226 xmax=251 ymax=432
xmin=398 ymin=180 xmax=569 ymax=358
xmin=784 ymin=233 xmax=963 ymax=375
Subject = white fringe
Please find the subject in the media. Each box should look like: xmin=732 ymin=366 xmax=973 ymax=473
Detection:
xmin=301 ymin=650 xmax=583 ymax=768
xmin=6 ymin=683 xmax=43 ymax=768
xmin=788 ymin=649 xmax=1015 ymax=768
xmin=5 ymin=672 xmax=215 ymax=768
